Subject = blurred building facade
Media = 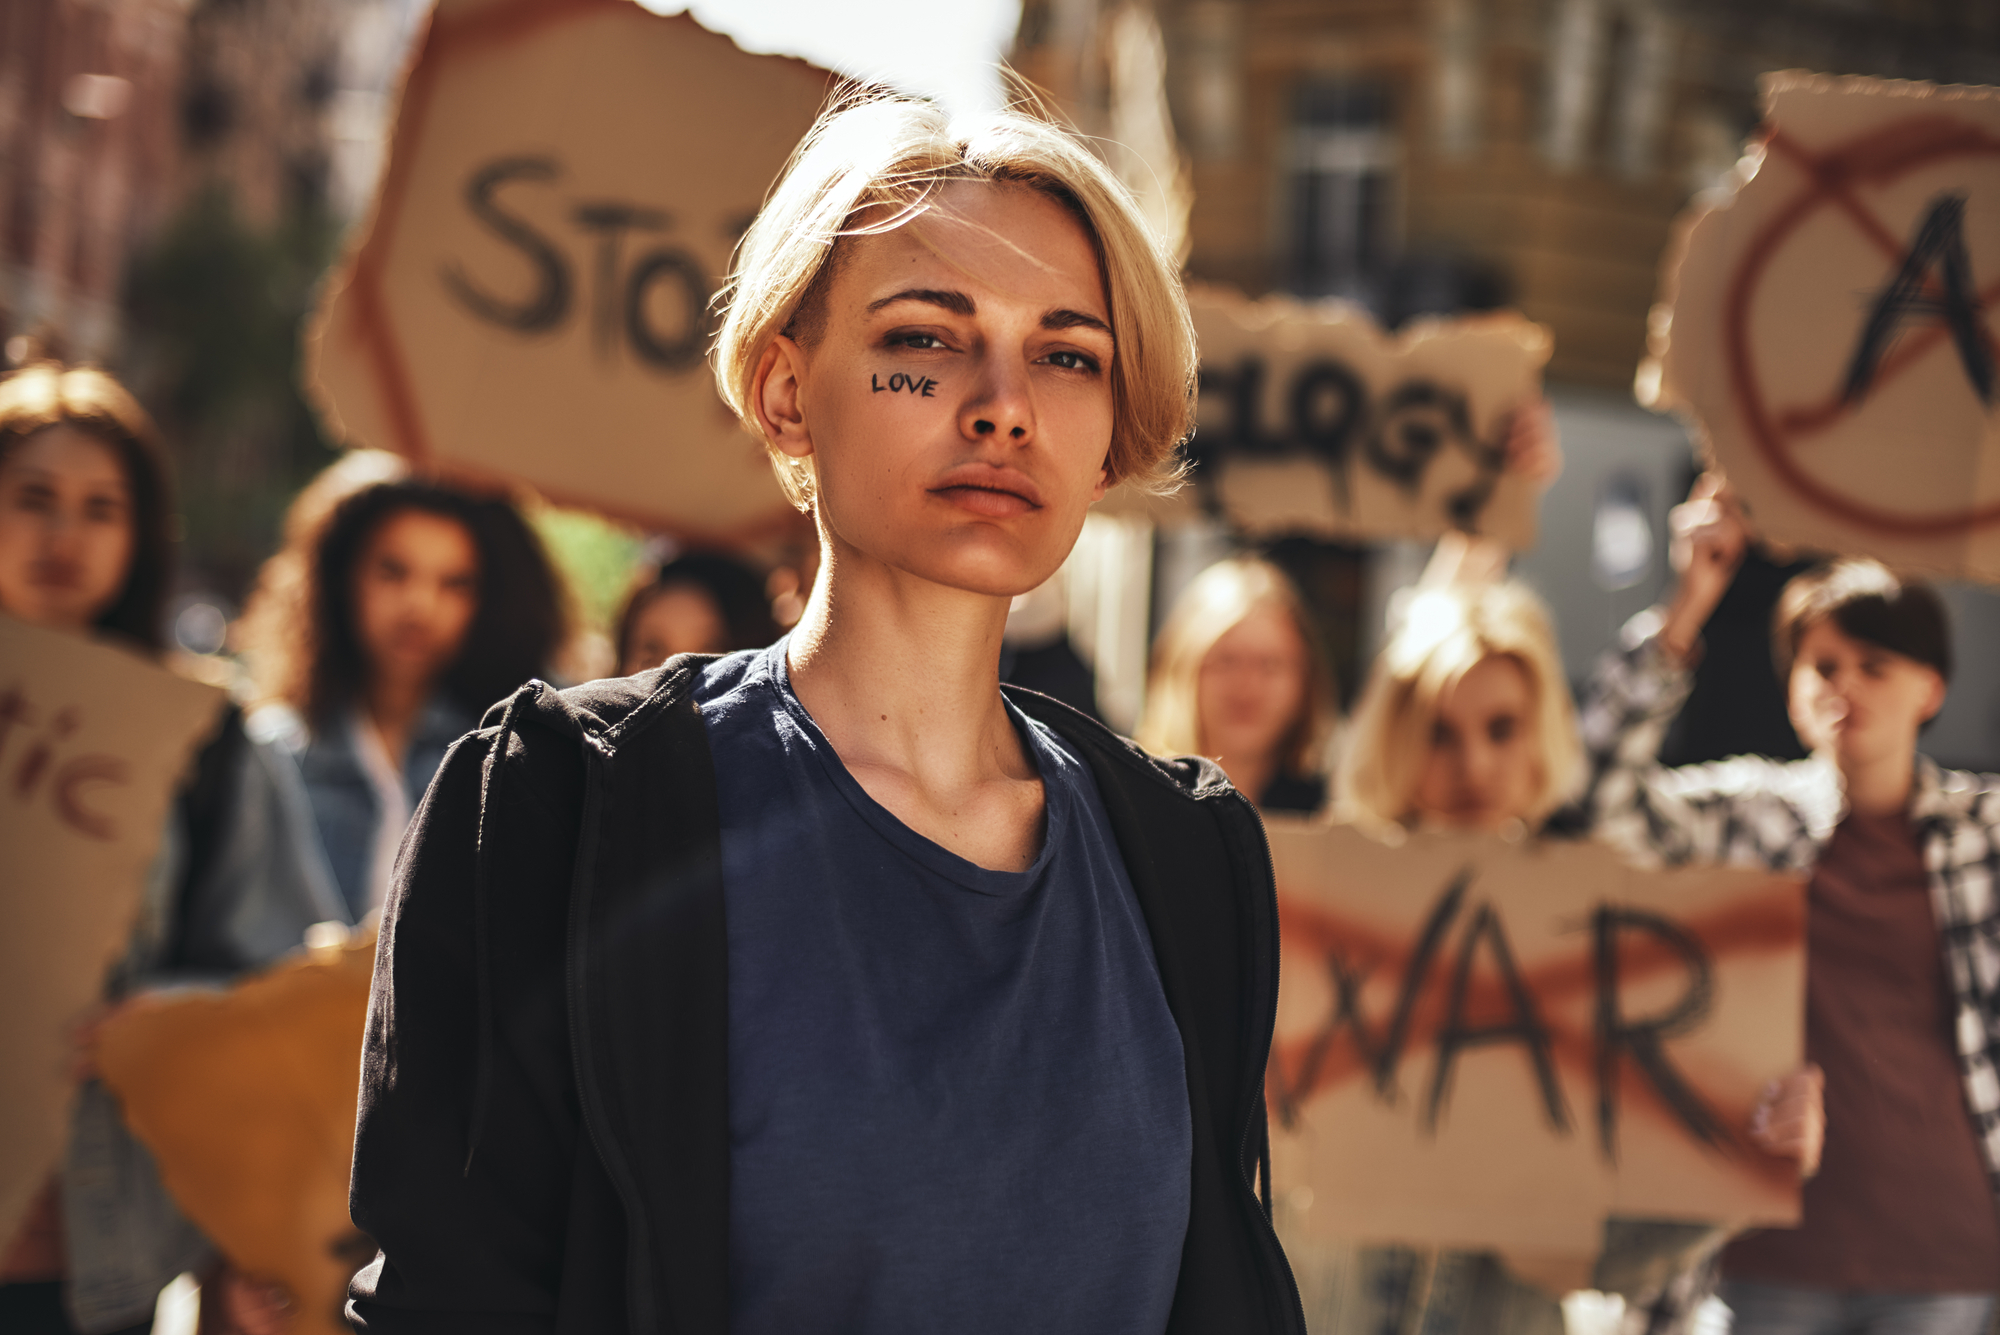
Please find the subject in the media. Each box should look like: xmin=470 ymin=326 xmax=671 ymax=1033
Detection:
xmin=1 ymin=0 xmax=425 ymax=605
xmin=1018 ymin=0 xmax=2000 ymax=388
xmin=1017 ymin=0 xmax=2000 ymax=765
xmin=0 ymin=0 xmax=190 ymax=362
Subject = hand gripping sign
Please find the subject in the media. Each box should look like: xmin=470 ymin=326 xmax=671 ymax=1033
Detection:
xmin=307 ymin=0 xmax=833 ymax=543
xmin=1648 ymin=73 xmax=2000 ymax=581
xmin=0 ymin=615 xmax=224 ymax=1248
xmin=1264 ymin=819 xmax=1805 ymax=1261
xmin=97 ymin=926 xmax=378 ymax=1335
xmin=1101 ymin=285 xmax=1552 ymax=547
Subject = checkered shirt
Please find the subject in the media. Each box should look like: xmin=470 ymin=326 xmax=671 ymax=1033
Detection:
xmin=1577 ymin=611 xmax=2000 ymax=1191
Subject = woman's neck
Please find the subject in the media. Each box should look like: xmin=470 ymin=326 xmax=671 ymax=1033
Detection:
xmin=788 ymin=545 xmax=1015 ymax=774
xmin=784 ymin=537 xmax=1044 ymax=871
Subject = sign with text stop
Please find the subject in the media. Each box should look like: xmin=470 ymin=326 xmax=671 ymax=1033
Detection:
xmin=307 ymin=0 xmax=833 ymax=542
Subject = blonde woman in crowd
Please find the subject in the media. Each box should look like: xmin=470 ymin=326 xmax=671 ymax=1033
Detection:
xmin=1137 ymin=557 xmax=1337 ymax=814
xmin=1301 ymin=535 xmax=1822 ymax=1335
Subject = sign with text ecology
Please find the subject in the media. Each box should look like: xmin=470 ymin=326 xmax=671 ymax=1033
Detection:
xmin=1264 ymin=819 xmax=1806 ymax=1259
xmin=1101 ymin=286 xmax=1551 ymax=547
xmin=1648 ymin=73 xmax=2000 ymax=581
xmin=308 ymin=0 xmax=833 ymax=542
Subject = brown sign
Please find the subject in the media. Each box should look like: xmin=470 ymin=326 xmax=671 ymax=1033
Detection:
xmin=1101 ymin=285 xmax=1550 ymax=546
xmin=1265 ymin=819 xmax=1805 ymax=1258
xmin=97 ymin=927 xmax=377 ymax=1335
xmin=1650 ymin=72 xmax=2000 ymax=581
xmin=306 ymin=0 xmax=833 ymax=542
xmin=0 ymin=616 xmax=224 ymax=1248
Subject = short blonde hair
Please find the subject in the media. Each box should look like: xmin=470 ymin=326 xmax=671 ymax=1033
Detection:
xmin=1135 ymin=558 xmax=1335 ymax=777
xmin=1338 ymin=580 xmax=1581 ymax=830
xmin=712 ymin=90 xmax=1196 ymax=509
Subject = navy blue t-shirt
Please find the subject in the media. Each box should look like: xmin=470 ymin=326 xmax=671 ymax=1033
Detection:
xmin=695 ymin=642 xmax=1192 ymax=1335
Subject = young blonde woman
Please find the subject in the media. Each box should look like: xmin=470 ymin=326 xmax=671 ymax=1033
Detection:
xmin=346 ymin=93 xmax=1305 ymax=1334
xmin=1137 ymin=557 xmax=1337 ymax=814
xmin=1309 ymin=540 xmax=1821 ymax=1335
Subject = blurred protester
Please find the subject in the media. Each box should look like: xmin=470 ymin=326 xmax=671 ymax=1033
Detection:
xmin=1338 ymin=553 xmax=1581 ymax=835
xmin=1581 ymin=476 xmax=1998 ymax=1335
xmin=1299 ymin=531 xmax=1820 ymax=1335
xmin=0 ymin=364 xmax=329 ymax=1335
xmin=239 ymin=457 xmax=568 ymax=923
xmin=614 ymin=549 xmax=780 ymax=675
xmin=347 ymin=92 xmax=1305 ymax=1331
xmin=1137 ymin=557 xmax=1336 ymax=814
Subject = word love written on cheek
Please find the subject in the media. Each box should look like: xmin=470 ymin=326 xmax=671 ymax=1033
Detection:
xmin=872 ymin=372 xmax=938 ymax=397
xmin=0 ymin=686 xmax=128 ymax=841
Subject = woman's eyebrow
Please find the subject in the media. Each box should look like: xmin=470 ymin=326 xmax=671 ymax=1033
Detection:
xmin=867 ymin=288 xmax=976 ymax=316
xmin=1042 ymin=308 xmax=1111 ymax=335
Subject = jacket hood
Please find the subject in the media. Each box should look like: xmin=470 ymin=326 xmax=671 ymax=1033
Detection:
xmin=484 ymin=651 xmax=1240 ymax=807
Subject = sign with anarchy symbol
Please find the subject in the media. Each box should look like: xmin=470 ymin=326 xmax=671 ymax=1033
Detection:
xmin=1648 ymin=72 xmax=2000 ymax=581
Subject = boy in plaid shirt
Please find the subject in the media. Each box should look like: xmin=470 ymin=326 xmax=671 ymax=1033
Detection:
xmin=1581 ymin=476 xmax=2000 ymax=1335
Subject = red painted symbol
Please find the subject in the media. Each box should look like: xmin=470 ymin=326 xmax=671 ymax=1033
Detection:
xmin=1270 ymin=880 xmax=1803 ymax=1190
xmin=1724 ymin=115 xmax=2000 ymax=536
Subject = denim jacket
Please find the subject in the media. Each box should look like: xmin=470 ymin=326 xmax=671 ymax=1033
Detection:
xmin=262 ymin=698 xmax=471 ymax=922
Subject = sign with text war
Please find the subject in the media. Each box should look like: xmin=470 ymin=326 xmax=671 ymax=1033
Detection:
xmin=1651 ymin=72 xmax=2000 ymax=582
xmin=98 ymin=927 xmax=378 ymax=1335
xmin=1264 ymin=819 xmax=1805 ymax=1256
xmin=0 ymin=615 xmax=224 ymax=1249
xmin=1099 ymin=286 xmax=1551 ymax=547
xmin=307 ymin=0 xmax=833 ymax=543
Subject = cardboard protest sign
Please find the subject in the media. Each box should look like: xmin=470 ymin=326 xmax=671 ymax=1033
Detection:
xmin=0 ymin=616 xmax=224 ymax=1249
xmin=1265 ymin=819 xmax=1805 ymax=1258
xmin=1100 ymin=286 xmax=1551 ymax=547
xmin=1649 ymin=73 xmax=2000 ymax=581
xmin=307 ymin=0 xmax=833 ymax=542
xmin=97 ymin=926 xmax=378 ymax=1335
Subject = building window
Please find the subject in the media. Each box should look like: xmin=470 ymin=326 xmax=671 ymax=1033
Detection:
xmin=1284 ymin=81 xmax=1397 ymax=302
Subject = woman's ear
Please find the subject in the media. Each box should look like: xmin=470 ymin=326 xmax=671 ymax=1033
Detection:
xmin=753 ymin=336 xmax=813 ymax=461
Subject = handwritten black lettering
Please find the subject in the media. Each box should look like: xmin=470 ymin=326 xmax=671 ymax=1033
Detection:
xmin=441 ymin=158 xmax=572 ymax=333
xmin=572 ymin=202 xmax=668 ymax=357
xmin=1592 ymin=906 xmax=1729 ymax=1161
xmin=1843 ymin=191 xmax=1994 ymax=407
xmin=871 ymin=372 xmax=939 ymax=396
xmin=1426 ymin=903 xmax=1573 ymax=1135
xmin=625 ymin=248 xmax=708 ymax=370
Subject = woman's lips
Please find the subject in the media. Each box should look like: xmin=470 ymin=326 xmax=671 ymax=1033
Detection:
xmin=934 ymin=484 xmax=1038 ymax=518
xmin=929 ymin=466 xmax=1045 ymax=518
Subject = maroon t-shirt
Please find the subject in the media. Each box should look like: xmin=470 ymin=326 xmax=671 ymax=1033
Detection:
xmin=1723 ymin=810 xmax=2000 ymax=1291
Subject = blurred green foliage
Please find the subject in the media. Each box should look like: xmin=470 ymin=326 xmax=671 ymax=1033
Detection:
xmin=121 ymin=185 xmax=342 ymax=601
xmin=531 ymin=504 xmax=649 ymax=637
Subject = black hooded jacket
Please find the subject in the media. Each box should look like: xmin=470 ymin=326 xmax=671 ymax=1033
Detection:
xmin=346 ymin=655 xmax=1306 ymax=1335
